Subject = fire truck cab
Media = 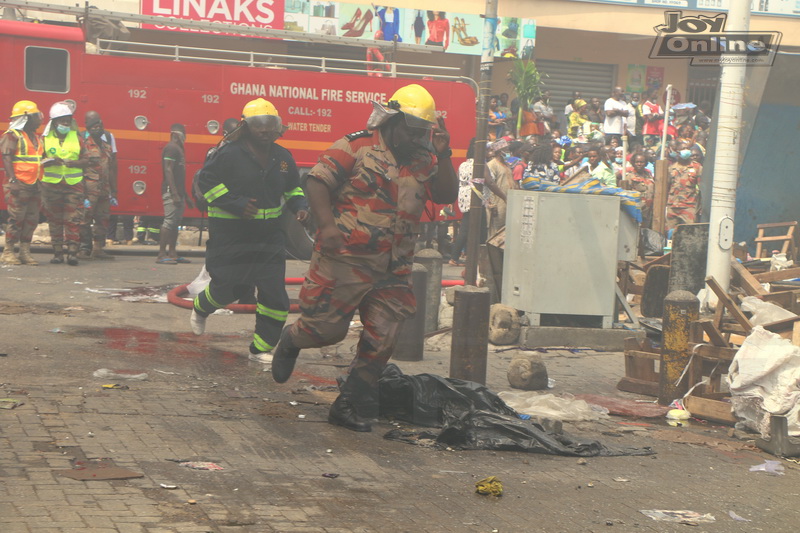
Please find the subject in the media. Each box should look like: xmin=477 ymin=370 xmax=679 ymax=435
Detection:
xmin=0 ymin=18 xmax=476 ymax=258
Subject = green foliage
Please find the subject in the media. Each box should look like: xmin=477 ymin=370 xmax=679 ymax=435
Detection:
xmin=507 ymin=60 xmax=544 ymax=131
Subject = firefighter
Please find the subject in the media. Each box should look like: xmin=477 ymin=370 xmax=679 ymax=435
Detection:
xmin=270 ymin=84 xmax=458 ymax=432
xmin=0 ymin=100 xmax=44 ymax=265
xmin=190 ymin=99 xmax=309 ymax=357
xmin=78 ymin=110 xmax=117 ymax=260
xmin=41 ymin=101 xmax=89 ymax=265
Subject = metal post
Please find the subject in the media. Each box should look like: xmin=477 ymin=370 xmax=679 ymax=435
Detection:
xmin=414 ymin=249 xmax=443 ymax=334
xmin=464 ymin=0 xmax=497 ymax=287
xmin=393 ymin=264 xmax=428 ymax=361
xmin=450 ymin=286 xmax=491 ymax=384
xmin=658 ymin=290 xmax=700 ymax=405
xmin=705 ymin=0 xmax=751 ymax=295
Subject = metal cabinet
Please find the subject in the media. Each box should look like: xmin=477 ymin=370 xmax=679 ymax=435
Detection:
xmin=501 ymin=190 xmax=638 ymax=329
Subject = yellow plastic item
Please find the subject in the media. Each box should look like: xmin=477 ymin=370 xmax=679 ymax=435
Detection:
xmin=475 ymin=475 xmax=503 ymax=496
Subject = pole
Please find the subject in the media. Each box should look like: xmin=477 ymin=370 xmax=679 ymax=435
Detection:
xmin=394 ymin=264 xmax=428 ymax=361
xmin=659 ymin=85 xmax=673 ymax=160
xmin=658 ymin=290 xmax=700 ymax=405
xmin=464 ymin=0 xmax=497 ymax=287
xmin=414 ymin=249 xmax=443 ymax=334
xmin=705 ymin=0 xmax=751 ymax=295
xmin=450 ymin=285 xmax=491 ymax=384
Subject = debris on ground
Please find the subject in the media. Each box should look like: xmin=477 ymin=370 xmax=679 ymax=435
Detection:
xmin=321 ymin=473 xmax=339 ymax=478
xmin=160 ymin=483 xmax=178 ymax=489
xmin=378 ymin=364 xmax=654 ymax=457
xmin=475 ymin=476 xmax=503 ymax=496
xmin=93 ymin=368 xmax=149 ymax=381
xmin=0 ymin=399 xmax=24 ymax=409
xmin=498 ymin=391 xmax=609 ymax=422
xmin=178 ymin=461 xmax=224 ymax=471
xmin=649 ymin=429 xmax=752 ymax=452
xmin=728 ymin=510 xmax=751 ymax=521
xmin=749 ymin=460 xmax=785 ymax=475
xmin=574 ymin=394 xmax=671 ymax=418
xmin=639 ymin=510 xmax=716 ymax=524
xmin=507 ymin=355 xmax=548 ymax=391
xmin=101 ymin=384 xmax=129 ymax=390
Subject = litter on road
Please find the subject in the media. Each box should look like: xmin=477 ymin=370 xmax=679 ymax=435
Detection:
xmin=639 ymin=510 xmax=716 ymax=524
xmin=749 ymin=460 xmax=785 ymax=475
xmin=475 ymin=476 xmax=503 ymax=496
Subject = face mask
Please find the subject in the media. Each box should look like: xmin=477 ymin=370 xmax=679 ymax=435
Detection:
xmin=615 ymin=157 xmax=623 ymax=164
xmin=631 ymin=100 xmax=639 ymax=105
xmin=679 ymin=149 xmax=692 ymax=159
xmin=56 ymin=124 xmax=71 ymax=135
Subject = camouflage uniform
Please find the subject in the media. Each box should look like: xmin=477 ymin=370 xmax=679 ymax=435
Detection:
xmin=288 ymin=129 xmax=438 ymax=392
xmin=80 ymin=132 xmax=113 ymax=244
xmin=666 ymin=161 xmax=702 ymax=231
xmin=0 ymin=130 xmax=42 ymax=245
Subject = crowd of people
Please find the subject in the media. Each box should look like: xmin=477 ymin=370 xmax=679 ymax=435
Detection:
xmin=438 ymin=85 xmax=711 ymax=265
xmin=0 ymin=99 xmax=194 ymax=266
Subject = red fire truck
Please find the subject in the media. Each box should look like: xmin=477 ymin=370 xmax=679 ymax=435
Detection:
xmin=0 ymin=18 xmax=476 ymax=258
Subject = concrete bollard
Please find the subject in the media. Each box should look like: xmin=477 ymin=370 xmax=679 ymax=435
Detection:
xmin=658 ymin=290 xmax=700 ymax=405
xmin=414 ymin=248 xmax=443 ymax=334
xmin=450 ymin=285 xmax=491 ymax=385
xmin=394 ymin=263 xmax=428 ymax=362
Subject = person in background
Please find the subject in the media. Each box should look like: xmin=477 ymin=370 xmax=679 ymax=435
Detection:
xmin=450 ymin=139 xmax=490 ymax=267
xmin=641 ymin=88 xmax=664 ymax=148
xmin=41 ymin=101 xmax=89 ymax=266
xmin=521 ymin=143 xmax=560 ymax=190
xmin=486 ymin=139 xmax=516 ymax=236
xmin=666 ymin=140 xmax=702 ymax=231
xmin=568 ymin=99 xmax=590 ymax=139
xmin=1 ymin=100 xmax=43 ymax=265
xmin=603 ymin=87 xmax=629 ymax=145
xmin=78 ymin=110 xmax=117 ymax=260
xmin=156 ymin=124 xmax=194 ymax=264
xmin=488 ymin=95 xmax=508 ymax=140
xmin=586 ymin=145 xmax=616 ymax=187
xmin=621 ymin=152 xmax=654 ymax=228
xmin=587 ymin=97 xmax=605 ymax=124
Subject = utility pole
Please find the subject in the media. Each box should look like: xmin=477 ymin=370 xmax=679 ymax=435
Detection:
xmin=704 ymin=0 xmax=751 ymax=294
xmin=464 ymin=0 xmax=497 ymax=286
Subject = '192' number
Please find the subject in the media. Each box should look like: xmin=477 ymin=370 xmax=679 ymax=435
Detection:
xmin=128 ymin=165 xmax=147 ymax=174
xmin=202 ymin=95 xmax=220 ymax=104
xmin=128 ymin=89 xmax=147 ymax=99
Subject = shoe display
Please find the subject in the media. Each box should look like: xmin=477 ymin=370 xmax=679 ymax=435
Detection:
xmin=190 ymin=309 xmax=207 ymax=335
xmin=271 ymin=326 xmax=300 ymax=383
xmin=342 ymin=9 xmax=373 ymax=38
xmin=340 ymin=7 xmax=361 ymax=30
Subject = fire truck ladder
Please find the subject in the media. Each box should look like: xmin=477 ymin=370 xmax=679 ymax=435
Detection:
xmin=3 ymin=0 xmax=477 ymax=90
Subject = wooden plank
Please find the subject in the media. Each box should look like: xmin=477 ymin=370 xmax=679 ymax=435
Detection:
xmin=687 ymin=343 xmax=738 ymax=362
xmin=755 ymin=235 xmax=795 ymax=243
xmin=731 ymin=260 xmax=767 ymax=296
xmin=758 ymin=221 xmax=798 ymax=229
xmin=643 ymin=252 xmax=671 ymax=272
xmin=627 ymin=350 xmax=661 ymax=361
xmin=753 ymin=267 xmax=800 ymax=283
xmin=697 ymin=319 xmax=730 ymax=347
xmin=651 ymin=159 xmax=669 ymax=235
xmin=617 ymin=376 xmax=659 ymax=397
xmin=684 ymin=395 xmax=737 ymax=425
xmin=792 ymin=321 xmax=800 ymax=347
xmin=763 ymin=315 xmax=800 ymax=333
xmin=705 ymin=276 xmax=753 ymax=332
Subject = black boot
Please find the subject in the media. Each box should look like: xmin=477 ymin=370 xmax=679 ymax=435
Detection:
xmin=271 ymin=326 xmax=300 ymax=383
xmin=328 ymin=393 xmax=372 ymax=432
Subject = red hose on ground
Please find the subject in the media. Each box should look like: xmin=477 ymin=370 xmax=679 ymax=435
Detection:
xmin=167 ymin=277 xmax=465 ymax=313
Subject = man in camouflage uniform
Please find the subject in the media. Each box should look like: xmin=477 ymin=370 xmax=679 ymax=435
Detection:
xmin=79 ymin=110 xmax=117 ymax=260
xmin=1 ymin=101 xmax=44 ymax=265
xmin=666 ymin=140 xmax=702 ymax=231
xmin=271 ymin=84 xmax=458 ymax=433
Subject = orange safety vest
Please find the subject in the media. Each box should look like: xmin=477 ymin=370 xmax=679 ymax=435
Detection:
xmin=8 ymin=129 xmax=43 ymax=184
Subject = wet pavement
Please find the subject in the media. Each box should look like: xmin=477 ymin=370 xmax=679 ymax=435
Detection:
xmin=1 ymin=251 xmax=799 ymax=532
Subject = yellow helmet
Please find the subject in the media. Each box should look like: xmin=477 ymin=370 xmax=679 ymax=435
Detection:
xmin=11 ymin=100 xmax=40 ymax=118
xmin=242 ymin=98 xmax=279 ymax=119
xmin=385 ymin=84 xmax=437 ymax=126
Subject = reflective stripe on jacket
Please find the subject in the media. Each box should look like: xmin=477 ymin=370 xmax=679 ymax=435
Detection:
xmin=8 ymin=130 xmax=43 ymax=184
xmin=43 ymin=130 xmax=83 ymax=185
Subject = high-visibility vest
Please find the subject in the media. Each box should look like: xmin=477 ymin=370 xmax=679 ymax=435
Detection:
xmin=7 ymin=129 xmax=43 ymax=184
xmin=43 ymin=130 xmax=83 ymax=185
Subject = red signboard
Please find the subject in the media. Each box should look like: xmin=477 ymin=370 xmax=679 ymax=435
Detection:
xmin=140 ymin=0 xmax=285 ymax=32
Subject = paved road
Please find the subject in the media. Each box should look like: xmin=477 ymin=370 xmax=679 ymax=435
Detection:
xmin=1 ymin=251 xmax=797 ymax=532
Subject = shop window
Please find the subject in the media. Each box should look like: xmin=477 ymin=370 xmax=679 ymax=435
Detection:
xmin=25 ymin=46 xmax=70 ymax=93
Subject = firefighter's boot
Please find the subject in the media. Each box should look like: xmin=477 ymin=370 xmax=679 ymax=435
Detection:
xmin=50 ymin=244 xmax=65 ymax=264
xmin=328 ymin=376 xmax=373 ymax=433
xmin=66 ymin=243 xmax=79 ymax=266
xmin=18 ymin=243 xmax=38 ymax=265
xmin=90 ymin=240 xmax=115 ymax=260
xmin=271 ymin=326 xmax=300 ymax=383
xmin=1 ymin=237 xmax=21 ymax=265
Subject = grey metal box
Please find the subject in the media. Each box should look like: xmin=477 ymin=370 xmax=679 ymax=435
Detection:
xmin=501 ymin=190 xmax=637 ymax=328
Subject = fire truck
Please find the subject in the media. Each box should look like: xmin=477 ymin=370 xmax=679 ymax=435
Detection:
xmin=0 ymin=16 xmax=476 ymax=258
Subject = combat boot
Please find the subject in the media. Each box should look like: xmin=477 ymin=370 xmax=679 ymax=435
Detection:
xmin=328 ymin=393 xmax=372 ymax=432
xmin=90 ymin=240 xmax=115 ymax=260
xmin=66 ymin=243 xmax=79 ymax=266
xmin=1 ymin=238 xmax=21 ymax=265
xmin=271 ymin=326 xmax=301 ymax=383
xmin=77 ymin=247 xmax=93 ymax=260
xmin=18 ymin=243 xmax=38 ymax=265
xmin=50 ymin=244 xmax=65 ymax=264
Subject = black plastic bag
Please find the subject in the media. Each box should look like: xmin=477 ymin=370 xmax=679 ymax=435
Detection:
xmin=379 ymin=364 xmax=654 ymax=457
xmin=640 ymin=228 xmax=666 ymax=256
